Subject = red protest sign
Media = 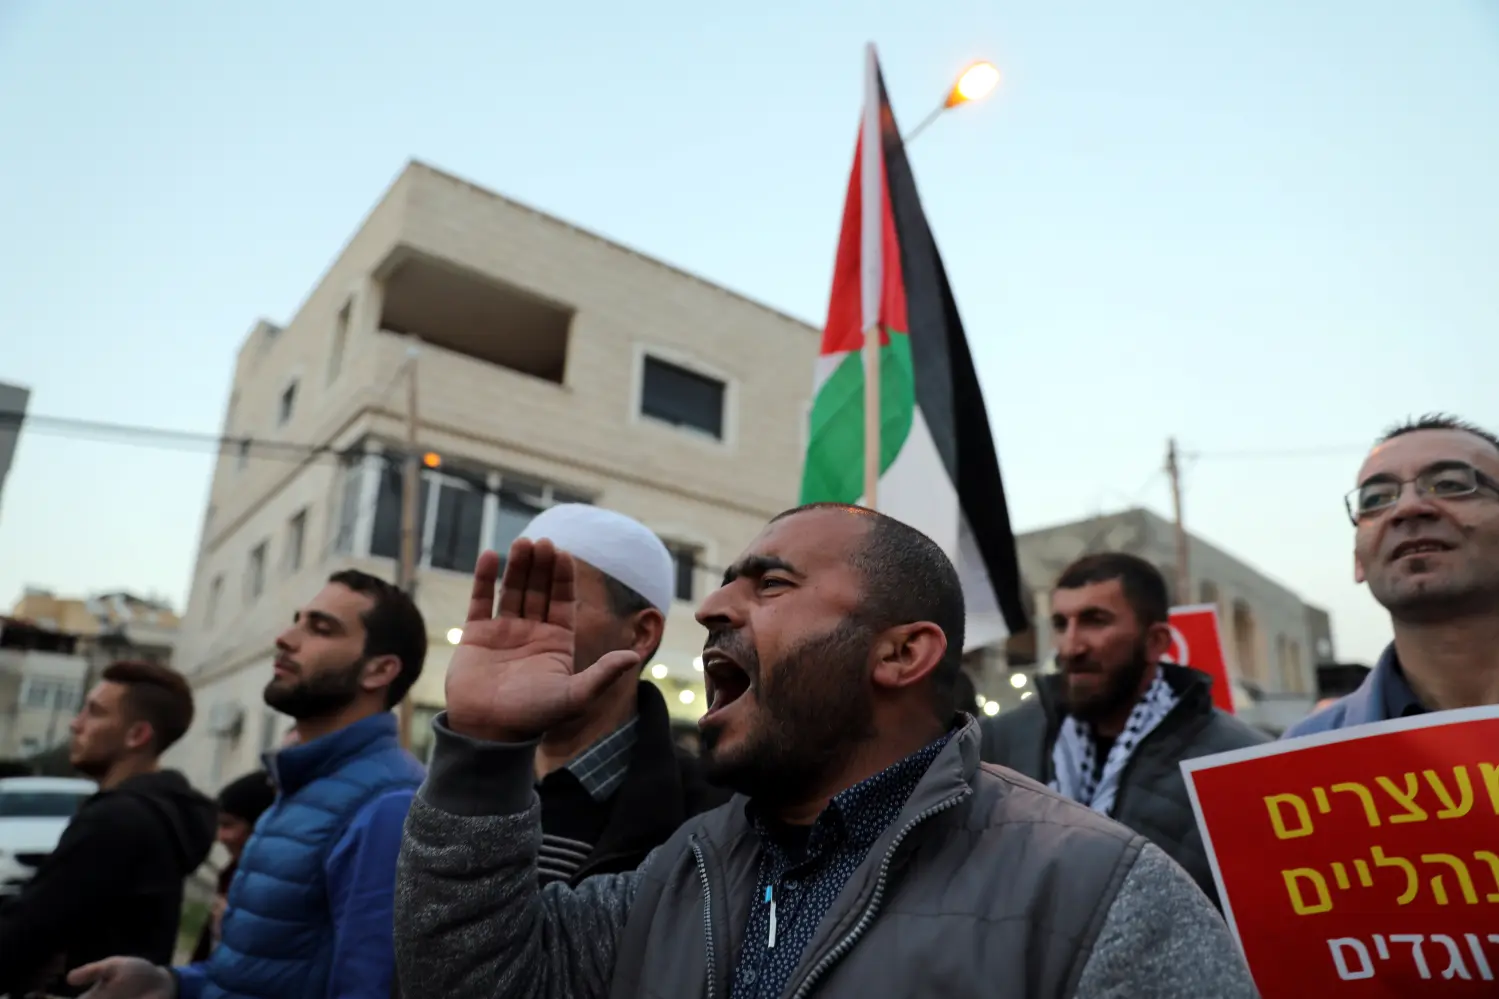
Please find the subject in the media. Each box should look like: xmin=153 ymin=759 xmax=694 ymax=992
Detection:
xmin=1166 ymin=603 xmax=1235 ymax=713
xmin=1183 ymin=707 xmax=1499 ymax=997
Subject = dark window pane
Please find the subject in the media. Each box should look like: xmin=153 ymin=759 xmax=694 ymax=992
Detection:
xmin=669 ymin=547 xmax=697 ymax=602
xmin=493 ymin=488 xmax=545 ymax=555
xmin=335 ymin=459 xmax=362 ymax=554
xmin=371 ymin=466 xmax=428 ymax=560
xmin=640 ymin=358 xmax=724 ymax=439
xmin=430 ymin=481 xmax=484 ymax=573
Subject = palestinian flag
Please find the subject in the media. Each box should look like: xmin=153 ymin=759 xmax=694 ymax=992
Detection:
xmin=799 ymin=45 xmax=1028 ymax=649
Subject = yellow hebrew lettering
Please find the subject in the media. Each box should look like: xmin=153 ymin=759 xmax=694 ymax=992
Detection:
xmin=1423 ymin=853 xmax=1479 ymax=905
xmin=1375 ymin=773 xmax=1428 ymax=823
xmin=1331 ymin=782 xmax=1382 ymax=827
xmin=1282 ymin=868 xmax=1333 ymax=914
xmin=1312 ymin=786 xmax=1331 ymax=813
xmin=1480 ymin=763 xmax=1499 ymax=814
xmin=1265 ymin=793 xmax=1315 ymax=839
xmin=1331 ymin=862 xmax=1350 ymax=891
xmin=1424 ymin=767 xmax=1474 ymax=819
xmin=1473 ymin=851 xmax=1499 ymax=903
xmin=1372 ymin=846 xmax=1419 ymax=904
xmin=1353 ymin=859 xmax=1374 ymax=888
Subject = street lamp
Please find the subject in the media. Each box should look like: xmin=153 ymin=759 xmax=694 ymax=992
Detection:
xmin=903 ymin=60 xmax=1001 ymax=146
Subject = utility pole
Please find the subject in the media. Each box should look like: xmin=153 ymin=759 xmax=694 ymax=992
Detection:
xmin=396 ymin=344 xmax=420 ymax=749
xmin=1165 ymin=437 xmax=1190 ymax=606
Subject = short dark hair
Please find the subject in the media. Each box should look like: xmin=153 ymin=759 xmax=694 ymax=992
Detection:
xmin=598 ymin=571 xmax=662 ymax=664
xmin=101 ymin=660 xmax=195 ymax=755
xmin=1054 ymin=553 xmax=1169 ymax=627
xmin=775 ymin=504 xmax=967 ymax=718
xmin=1379 ymin=413 xmax=1499 ymax=455
xmin=327 ymin=569 xmax=427 ymax=709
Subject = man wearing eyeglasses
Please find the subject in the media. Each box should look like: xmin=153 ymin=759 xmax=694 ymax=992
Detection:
xmin=1286 ymin=413 xmax=1499 ymax=737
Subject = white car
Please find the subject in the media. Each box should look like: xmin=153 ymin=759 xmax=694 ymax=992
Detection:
xmin=0 ymin=776 xmax=97 ymax=898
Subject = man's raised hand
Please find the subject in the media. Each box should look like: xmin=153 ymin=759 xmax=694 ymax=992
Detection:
xmin=444 ymin=538 xmax=640 ymax=743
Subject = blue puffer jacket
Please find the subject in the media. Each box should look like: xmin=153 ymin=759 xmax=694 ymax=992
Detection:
xmin=196 ymin=713 xmax=424 ymax=999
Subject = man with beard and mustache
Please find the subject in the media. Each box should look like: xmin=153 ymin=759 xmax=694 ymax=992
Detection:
xmin=70 ymin=569 xmax=427 ymax=999
xmin=1287 ymin=414 xmax=1499 ymax=735
xmin=392 ymin=504 xmax=1257 ymax=999
xmin=0 ymin=661 xmax=215 ymax=998
xmin=980 ymin=553 xmax=1267 ymax=906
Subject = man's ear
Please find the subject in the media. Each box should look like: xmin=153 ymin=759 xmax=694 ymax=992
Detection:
xmin=869 ymin=622 xmax=948 ymax=692
xmin=1144 ymin=621 xmax=1173 ymax=663
xmin=123 ymin=719 xmax=156 ymax=754
xmin=631 ymin=608 xmax=667 ymax=662
xmin=361 ymin=654 xmax=402 ymax=696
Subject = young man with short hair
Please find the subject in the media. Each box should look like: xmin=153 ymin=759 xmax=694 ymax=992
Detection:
xmin=0 ymin=660 xmax=216 ymax=997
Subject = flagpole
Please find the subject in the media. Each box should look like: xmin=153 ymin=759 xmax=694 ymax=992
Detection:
xmin=862 ymin=42 xmax=882 ymax=510
xmin=864 ymin=323 xmax=880 ymax=509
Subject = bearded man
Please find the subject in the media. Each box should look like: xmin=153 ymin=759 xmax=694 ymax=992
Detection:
xmin=980 ymin=552 xmax=1267 ymax=907
xmin=391 ymin=505 xmax=1257 ymax=998
xmin=72 ymin=569 xmax=427 ymax=999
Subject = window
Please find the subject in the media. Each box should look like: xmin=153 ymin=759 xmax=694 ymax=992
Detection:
xmin=427 ymin=478 xmax=484 ymax=573
xmin=0 ymin=789 xmax=89 ymax=818
xmin=328 ymin=300 xmax=351 ymax=384
xmin=344 ymin=441 xmax=589 ymax=572
xmin=278 ymin=381 xmax=298 ymax=426
xmin=333 ymin=455 xmax=365 ymax=554
xmin=285 ymin=508 xmax=308 ymax=573
xmin=206 ymin=574 xmax=224 ymax=625
xmin=20 ymin=679 xmax=79 ymax=711
xmin=493 ymin=479 xmax=547 ymax=555
xmin=639 ymin=357 xmax=725 ymax=440
xmin=247 ymin=541 xmax=268 ymax=601
xmin=370 ymin=465 xmax=424 ymax=561
xmin=665 ymin=543 xmax=700 ymax=603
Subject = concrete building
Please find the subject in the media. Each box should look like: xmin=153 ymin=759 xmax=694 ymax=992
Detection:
xmin=165 ymin=160 xmax=819 ymax=791
xmin=0 ymin=619 xmax=89 ymax=759
xmin=1009 ymin=507 xmax=1335 ymax=733
xmin=0 ymin=381 xmax=29 ymax=522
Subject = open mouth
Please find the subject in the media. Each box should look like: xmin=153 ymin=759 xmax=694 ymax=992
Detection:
xmin=1391 ymin=539 xmax=1454 ymax=561
xmin=700 ymin=650 xmax=752 ymax=721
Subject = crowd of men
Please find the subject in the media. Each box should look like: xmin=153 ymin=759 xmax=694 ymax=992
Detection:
xmin=0 ymin=411 xmax=1491 ymax=998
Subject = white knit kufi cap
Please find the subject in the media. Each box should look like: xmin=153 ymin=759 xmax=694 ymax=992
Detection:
xmin=517 ymin=504 xmax=675 ymax=612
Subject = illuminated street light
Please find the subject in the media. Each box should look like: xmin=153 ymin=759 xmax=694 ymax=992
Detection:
xmin=446 ymin=628 xmax=462 ymax=645
xmin=650 ymin=663 xmax=669 ymax=680
xmin=1009 ymin=672 xmax=1028 ymax=689
xmin=904 ymin=60 xmax=1001 ymax=146
xmin=692 ymin=656 xmax=704 ymax=672
xmin=678 ymin=689 xmax=696 ymax=705
xmin=983 ymin=701 xmax=1001 ymax=717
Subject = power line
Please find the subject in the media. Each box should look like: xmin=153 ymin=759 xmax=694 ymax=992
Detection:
xmin=0 ymin=410 xmax=339 ymax=463
xmin=1189 ymin=444 xmax=1367 ymax=461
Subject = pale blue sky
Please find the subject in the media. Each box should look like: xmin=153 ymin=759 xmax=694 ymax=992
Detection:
xmin=0 ymin=1 xmax=1494 ymax=666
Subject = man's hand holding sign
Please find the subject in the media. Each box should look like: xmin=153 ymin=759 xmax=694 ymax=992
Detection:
xmin=1183 ymin=706 xmax=1499 ymax=997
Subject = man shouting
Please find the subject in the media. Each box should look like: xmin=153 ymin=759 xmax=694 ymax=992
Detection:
xmin=395 ymin=504 xmax=1257 ymax=998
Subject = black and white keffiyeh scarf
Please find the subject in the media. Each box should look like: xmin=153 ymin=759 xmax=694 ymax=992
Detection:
xmin=1049 ymin=667 xmax=1179 ymax=816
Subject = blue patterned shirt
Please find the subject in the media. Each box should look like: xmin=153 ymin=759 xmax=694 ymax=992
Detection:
xmin=729 ymin=732 xmax=952 ymax=999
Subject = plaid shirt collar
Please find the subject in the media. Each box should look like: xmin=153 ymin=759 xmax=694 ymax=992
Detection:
xmin=552 ymin=716 xmax=639 ymax=801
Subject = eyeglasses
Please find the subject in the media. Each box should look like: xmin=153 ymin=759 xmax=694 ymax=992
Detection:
xmin=1345 ymin=463 xmax=1499 ymax=525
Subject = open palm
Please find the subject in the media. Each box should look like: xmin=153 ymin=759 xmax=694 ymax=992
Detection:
xmin=445 ymin=538 xmax=640 ymax=743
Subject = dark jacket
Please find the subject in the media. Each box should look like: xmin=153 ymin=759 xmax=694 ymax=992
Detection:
xmin=567 ymin=680 xmax=729 ymax=884
xmin=0 ymin=769 xmax=216 ymax=997
xmin=979 ymin=663 xmax=1268 ymax=906
xmin=394 ymin=713 xmax=1259 ymax=999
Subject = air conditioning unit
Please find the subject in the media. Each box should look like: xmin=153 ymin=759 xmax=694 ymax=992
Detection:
xmin=207 ymin=702 xmax=244 ymax=738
